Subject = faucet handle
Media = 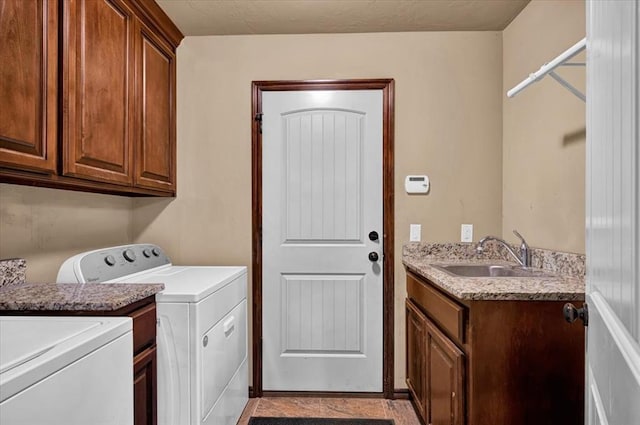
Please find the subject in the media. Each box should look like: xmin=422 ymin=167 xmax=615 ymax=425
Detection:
xmin=512 ymin=229 xmax=532 ymax=267
xmin=512 ymin=229 xmax=527 ymax=245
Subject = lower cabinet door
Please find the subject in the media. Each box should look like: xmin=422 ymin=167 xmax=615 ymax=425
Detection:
xmin=406 ymin=300 xmax=428 ymax=420
xmin=426 ymin=318 xmax=464 ymax=425
xmin=134 ymin=345 xmax=158 ymax=425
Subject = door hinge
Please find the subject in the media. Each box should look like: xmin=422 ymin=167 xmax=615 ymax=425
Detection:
xmin=255 ymin=113 xmax=263 ymax=134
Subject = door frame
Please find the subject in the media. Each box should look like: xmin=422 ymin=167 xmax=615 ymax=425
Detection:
xmin=251 ymin=79 xmax=395 ymax=398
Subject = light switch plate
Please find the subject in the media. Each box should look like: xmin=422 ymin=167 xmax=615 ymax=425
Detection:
xmin=410 ymin=224 xmax=421 ymax=242
xmin=461 ymin=224 xmax=473 ymax=242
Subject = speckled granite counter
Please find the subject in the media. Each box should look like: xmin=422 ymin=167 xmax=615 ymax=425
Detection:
xmin=0 ymin=259 xmax=27 ymax=287
xmin=403 ymin=242 xmax=585 ymax=302
xmin=0 ymin=282 xmax=164 ymax=311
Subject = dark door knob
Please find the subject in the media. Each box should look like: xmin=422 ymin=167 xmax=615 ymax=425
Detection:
xmin=368 ymin=231 xmax=379 ymax=241
xmin=563 ymin=303 xmax=588 ymax=326
xmin=368 ymin=252 xmax=379 ymax=262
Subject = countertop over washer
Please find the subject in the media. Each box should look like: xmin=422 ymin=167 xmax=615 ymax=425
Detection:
xmin=0 ymin=282 xmax=164 ymax=311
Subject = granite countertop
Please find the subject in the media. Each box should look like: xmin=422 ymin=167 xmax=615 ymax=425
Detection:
xmin=0 ymin=282 xmax=165 ymax=311
xmin=403 ymin=243 xmax=585 ymax=302
xmin=0 ymin=258 xmax=27 ymax=288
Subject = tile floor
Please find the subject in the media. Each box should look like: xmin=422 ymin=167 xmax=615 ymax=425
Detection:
xmin=237 ymin=397 xmax=421 ymax=425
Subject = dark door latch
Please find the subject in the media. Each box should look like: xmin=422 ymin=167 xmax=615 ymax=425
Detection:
xmin=563 ymin=302 xmax=588 ymax=326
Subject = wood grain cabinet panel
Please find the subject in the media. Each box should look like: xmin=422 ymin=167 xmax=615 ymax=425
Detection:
xmin=134 ymin=21 xmax=176 ymax=192
xmin=406 ymin=300 xmax=428 ymax=420
xmin=426 ymin=318 xmax=464 ymax=425
xmin=62 ymin=0 xmax=135 ymax=185
xmin=134 ymin=346 xmax=158 ymax=425
xmin=1 ymin=0 xmax=182 ymax=195
xmin=406 ymin=271 xmax=585 ymax=425
xmin=0 ymin=0 xmax=57 ymax=173
xmin=407 ymin=299 xmax=464 ymax=425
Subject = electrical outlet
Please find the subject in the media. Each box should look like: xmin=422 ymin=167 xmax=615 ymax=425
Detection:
xmin=410 ymin=224 xmax=421 ymax=242
xmin=461 ymin=224 xmax=473 ymax=242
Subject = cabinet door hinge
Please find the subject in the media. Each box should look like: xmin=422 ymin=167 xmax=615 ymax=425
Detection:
xmin=255 ymin=113 xmax=263 ymax=134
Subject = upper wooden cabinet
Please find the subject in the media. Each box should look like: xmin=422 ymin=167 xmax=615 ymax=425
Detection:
xmin=0 ymin=0 xmax=57 ymax=174
xmin=0 ymin=0 xmax=183 ymax=196
xmin=134 ymin=19 xmax=176 ymax=192
xmin=63 ymin=0 xmax=136 ymax=186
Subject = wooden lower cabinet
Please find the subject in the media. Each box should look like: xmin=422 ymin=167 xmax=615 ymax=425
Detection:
xmin=425 ymin=312 xmax=464 ymax=425
xmin=0 ymin=296 xmax=158 ymax=425
xmin=407 ymin=299 xmax=464 ymax=425
xmin=406 ymin=271 xmax=585 ymax=425
xmin=134 ymin=346 xmax=158 ymax=425
xmin=406 ymin=300 xmax=428 ymax=419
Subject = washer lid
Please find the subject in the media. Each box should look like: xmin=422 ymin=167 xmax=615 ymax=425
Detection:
xmin=0 ymin=319 xmax=102 ymax=374
xmin=0 ymin=316 xmax=131 ymax=401
xmin=116 ymin=266 xmax=247 ymax=302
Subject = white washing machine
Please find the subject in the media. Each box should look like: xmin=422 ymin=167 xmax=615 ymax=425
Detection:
xmin=57 ymin=244 xmax=248 ymax=425
xmin=0 ymin=316 xmax=133 ymax=425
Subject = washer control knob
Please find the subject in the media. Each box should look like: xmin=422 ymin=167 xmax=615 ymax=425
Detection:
xmin=123 ymin=249 xmax=136 ymax=262
xmin=151 ymin=248 xmax=160 ymax=257
xmin=142 ymin=249 xmax=152 ymax=258
xmin=104 ymin=255 xmax=116 ymax=266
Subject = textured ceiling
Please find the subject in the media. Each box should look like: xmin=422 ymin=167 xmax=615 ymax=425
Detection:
xmin=157 ymin=0 xmax=531 ymax=36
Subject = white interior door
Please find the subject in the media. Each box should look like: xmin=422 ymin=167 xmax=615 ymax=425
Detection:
xmin=586 ymin=1 xmax=640 ymax=423
xmin=262 ymin=90 xmax=383 ymax=392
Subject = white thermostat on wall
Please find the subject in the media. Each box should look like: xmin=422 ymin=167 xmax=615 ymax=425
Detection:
xmin=405 ymin=175 xmax=430 ymax=194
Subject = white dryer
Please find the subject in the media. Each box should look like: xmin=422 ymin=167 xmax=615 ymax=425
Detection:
xmin=57 ymin=244 xmax=248 ymax=425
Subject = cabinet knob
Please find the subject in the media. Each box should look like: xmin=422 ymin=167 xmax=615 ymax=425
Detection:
xmin=563 ymin=303 xmax=588 ymax=326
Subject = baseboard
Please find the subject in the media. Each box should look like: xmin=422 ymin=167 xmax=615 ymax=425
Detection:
xmin=249 ymin=387 xmax=410 ymax=400
xmin=393 ymin=388 xmax=410 ymax=400
xmin=261 ymin=391 xmax=386 ymax=398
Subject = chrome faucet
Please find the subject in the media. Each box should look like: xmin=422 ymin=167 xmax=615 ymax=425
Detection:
xmin=475 ymin=230 xmax=532 ymax=267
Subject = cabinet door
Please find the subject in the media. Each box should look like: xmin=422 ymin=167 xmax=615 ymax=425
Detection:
xmin=426 ymin=317 xmax=464 ymax=425
xmin=134 ymin=20 xmax=176 ymax=193
xmin=0 ymin=0 xmax=57 ymax=173
xmin=406 ymin=300 xmax=428 ymax=421
xmin=62 ymin=0 xmax=134 ymax=185
xmin=133 ymin=345 xmax=158 ymax=425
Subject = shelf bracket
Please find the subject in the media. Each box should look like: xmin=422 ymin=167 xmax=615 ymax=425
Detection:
xmin=548 ymin=70 xmax=586 ymax=101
